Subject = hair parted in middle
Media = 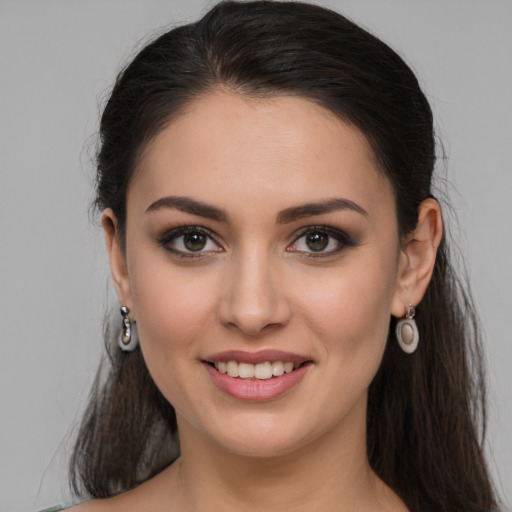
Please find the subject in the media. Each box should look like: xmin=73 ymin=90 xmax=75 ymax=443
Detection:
xmin=71 ymin=3 xmax=497 ymax=512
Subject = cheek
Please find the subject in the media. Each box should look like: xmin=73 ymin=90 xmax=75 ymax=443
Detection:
xmin=128 ymin=252 xmax=219 ymax=365
xmin=293 ymin=250 xmax=398 ymax=362
xmin=129 ymin=265 xmax=222 ymax=414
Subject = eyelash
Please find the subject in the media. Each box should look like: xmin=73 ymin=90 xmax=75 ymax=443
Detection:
xmin=287 ymin=225 xmax=355 ymax=259
xmin=157 ymin=225 xmax=355 ymax=260
xmin=157 ymin=226 xmax=221 ymax=259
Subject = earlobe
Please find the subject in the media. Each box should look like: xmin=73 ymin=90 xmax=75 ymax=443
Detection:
xmin=102 ymin=209 xmax=133 ymax=310
xmin=391 ymin=198 xmax=443 ymax=317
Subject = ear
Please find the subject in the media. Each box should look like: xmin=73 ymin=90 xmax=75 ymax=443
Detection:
xmin=102 ymin=209 xmax=133 ymax=311
xmin=391 ymin=198 xmax=443 ymax=318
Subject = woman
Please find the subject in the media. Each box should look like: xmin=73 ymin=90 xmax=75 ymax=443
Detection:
xmin=43 ymin=1 xmax=499 ymax=511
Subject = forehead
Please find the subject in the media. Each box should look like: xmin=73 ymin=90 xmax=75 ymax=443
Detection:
xmin=130 ymin=91 xmax=394 ymax=221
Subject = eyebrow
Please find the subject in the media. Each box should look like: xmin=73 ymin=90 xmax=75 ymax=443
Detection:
xmin=146 ymin=196 xmax=228 ymax=222
xmin=276 ymin=198 xmax=368 ymax=224
xmin=145 ymin=196 xmax=368 ymax=223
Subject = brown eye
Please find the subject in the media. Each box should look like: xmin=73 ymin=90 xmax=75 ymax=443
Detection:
xmin=158 ymin=226 xmax=222 ymax=258
xmin=287 ymin=226 xmax=354 ymax=258
xmin=183 ymin=232 xmax=207 ymax=251
xmin=305 ymin=232 xmax=329 ymax=252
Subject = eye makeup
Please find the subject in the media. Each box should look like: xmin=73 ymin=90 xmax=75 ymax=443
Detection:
xmin=157 ymin=225 xmax=223 ymax=260
xmin=286 ymin=225 xmax=358 ymax=259
xmin=156 ymin=222 xmax=358 ymax=262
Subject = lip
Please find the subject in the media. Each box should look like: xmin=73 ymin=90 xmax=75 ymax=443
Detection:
xmin=202 ymin=350 xmax=313 ymax=401
xmin=204 ymin=349 xmax=310 ymax=365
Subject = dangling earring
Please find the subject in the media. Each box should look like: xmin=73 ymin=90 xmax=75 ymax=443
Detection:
xmin=396 ymin=303 xmax=419 ymax=354
xmin=119 ymin=306 xmax=139 ymax=352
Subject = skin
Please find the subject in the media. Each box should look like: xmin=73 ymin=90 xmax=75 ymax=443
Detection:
xmin=74 ymin=91 xmax=442 ymax=512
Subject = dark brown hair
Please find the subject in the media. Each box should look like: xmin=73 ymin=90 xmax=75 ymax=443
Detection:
xmin=70 ymin=2 xmax=498 ymax=511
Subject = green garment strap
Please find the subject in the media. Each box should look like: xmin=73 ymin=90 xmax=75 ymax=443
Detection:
xmin=38 ymin=499 xmax=88 ymax=511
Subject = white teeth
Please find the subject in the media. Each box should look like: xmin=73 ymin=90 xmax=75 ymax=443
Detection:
xmin=238 ymin=362 xmax=255 ymax=378
xmin=213 ymin=360 xmax=300 ymax=379
xmin=254 ymin=362 xmax=273 ymax=380
xmin=271 ymin=361 xmax=284 ymax=376
xmin=226 ymin=360 xmax=238 ymax=377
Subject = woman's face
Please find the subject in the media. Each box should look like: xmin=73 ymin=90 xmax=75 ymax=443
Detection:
xmin=115 ymin=91 xmax=405 ymax=457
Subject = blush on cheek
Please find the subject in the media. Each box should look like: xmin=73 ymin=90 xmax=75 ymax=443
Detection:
xmin=299 ymin=264 xmax=394 ymax=362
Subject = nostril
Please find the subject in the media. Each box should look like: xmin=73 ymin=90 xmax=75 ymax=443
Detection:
xmin=217 ymin=282 xmax=292 ymax=336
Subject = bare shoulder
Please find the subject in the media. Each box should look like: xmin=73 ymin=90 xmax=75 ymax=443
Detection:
xmin=67 ymin=499 xmax=113 ymax=511
xmin=65 ymin=480 xmax=169 ymax=511
xmin=65 ymin=490 xmax=160 ymax=512
xmin=65 ymin=463 xmax=179 ymax=512
xmin=65 ymin=492 xmax=140 ymax=512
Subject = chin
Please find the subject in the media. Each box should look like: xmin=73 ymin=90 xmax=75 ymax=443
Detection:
xmin=217 ymin=430 xmax=313 ymax=459
xmin=191 ymin=408 xmax=330 ymax=460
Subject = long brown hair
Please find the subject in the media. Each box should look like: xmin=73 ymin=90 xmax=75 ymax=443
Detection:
xmin=70 ymin=2 xmax=498 ymax=511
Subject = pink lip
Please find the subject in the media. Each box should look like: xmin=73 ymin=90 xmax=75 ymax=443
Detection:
xmin=204 ymin=349 xmax=310 ymax=365
xmin=203 ymin=360 xmax=313 ymax=402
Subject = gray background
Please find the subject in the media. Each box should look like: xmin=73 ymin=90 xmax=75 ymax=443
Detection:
xmin=0 ymin=1 xmax=511 ymax=510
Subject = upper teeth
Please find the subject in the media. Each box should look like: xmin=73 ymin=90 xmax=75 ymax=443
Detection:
xmin=215 ymin=361 xmax=296 ymax=379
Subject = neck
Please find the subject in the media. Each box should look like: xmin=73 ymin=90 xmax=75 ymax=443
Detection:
xmin=156 ymin=398 xmax=405 ymax=512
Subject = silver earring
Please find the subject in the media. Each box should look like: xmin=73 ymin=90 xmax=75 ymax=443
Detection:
xmin=119 ymin=306 xmax=139 ymax=352
xmin=396 ymin=303 xmax=419 ymax=354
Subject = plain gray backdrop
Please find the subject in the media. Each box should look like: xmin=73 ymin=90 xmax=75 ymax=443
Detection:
xmin=0 ymin=1 xmax=511 ymax=510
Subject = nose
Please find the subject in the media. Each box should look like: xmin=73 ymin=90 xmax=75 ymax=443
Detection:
xmin=217 ymin=249 xmax=291 ymax=336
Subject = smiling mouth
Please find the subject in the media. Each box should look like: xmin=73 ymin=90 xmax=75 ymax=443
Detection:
xmin=206 ymin=360 xmax=308 ymax=380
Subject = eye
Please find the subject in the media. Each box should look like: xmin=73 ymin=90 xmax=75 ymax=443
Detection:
xmin=287 ymin=226 xmax=353 ymax=257
xmin=300 ymin=231 xmax=332 ymax=252
xmin=158 ymin=226 xmax=222 ymax=258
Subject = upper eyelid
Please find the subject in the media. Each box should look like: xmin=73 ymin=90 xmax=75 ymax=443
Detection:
xmin=287 ymin=226 xmax=352 ymax=255
xmin=159 ymin=225 xmax=218 ymax=239
xmin=158 ymin=226 xmax=222 ymax=249
xmin=157 ymin=224 xmax=351 ymax=250
xmin=290 ymin=225 xmax=349 ymax=242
